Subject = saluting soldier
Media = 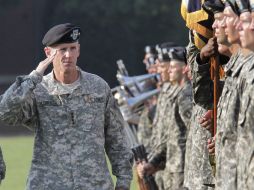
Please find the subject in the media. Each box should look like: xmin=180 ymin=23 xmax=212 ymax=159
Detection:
xmin=0 ymin=23 xmax=132 ymax=190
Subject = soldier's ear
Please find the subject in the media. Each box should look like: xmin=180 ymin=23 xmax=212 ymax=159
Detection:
xmin=44 ymin=47 xmax=51 ymax=58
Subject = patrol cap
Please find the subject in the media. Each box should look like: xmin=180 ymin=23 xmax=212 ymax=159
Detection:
xmin=42 ymin=23 xmax=81 ymax=46
xmin=225 ymin=0 xmax=241 ymax=15
xmin=236 ymin=0 xmax=250 ymax=13
xmin=168 ymin=47 xmax=187 ymax=64
xmin=202 ymin=0 xmax=225 ymax=15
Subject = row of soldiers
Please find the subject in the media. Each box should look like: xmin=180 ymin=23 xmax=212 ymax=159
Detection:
xmin=134 ymin=0 xmax=254 ymax=189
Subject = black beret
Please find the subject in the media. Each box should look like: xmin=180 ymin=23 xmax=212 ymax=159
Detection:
xmin=202 ymin=0 xmax=225 ymax=15
xmin=236 ymin=0 xmax=250 ymax=13
xmin=158 ymin=53 xmax=171 ymax=62
xmin=168 ymin=47 xmax=187 ymax=64
xmin=144 ymin=45 xmax=157 ymax=55
xmin=156 ymin=42 xmax=177 ymax=54
xmin=225 ymin=0 xmax=241 ymax=15
xmin=42 ymin=23 xmax=81 ymax=46
xmin=250 ymin=0 xmax=254 ymax=12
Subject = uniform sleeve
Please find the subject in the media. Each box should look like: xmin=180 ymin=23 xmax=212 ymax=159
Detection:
xmin=104 ymin=90 xmax=133 ymax=189
xmin=178 ymin=87 xmax=193 ymax=128
xmin=0 ymin=147 xmax=6 ymax=181
xmin=0 ymin=70 xmax=41 ymax=129
xmin=192 ymin=53 xmax=214 ymax=110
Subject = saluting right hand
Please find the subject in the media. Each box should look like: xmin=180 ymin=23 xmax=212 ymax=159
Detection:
xmin=35 ymin=49 xmax=57 ymax=76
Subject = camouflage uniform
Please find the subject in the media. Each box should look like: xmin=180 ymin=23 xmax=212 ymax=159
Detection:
xmin=137 ymin=105 xmax=156 ymax=153
xmin=148 ymin=82 xmax=172 ymax=190
xmin=0 ymin=146 xmax=6 ymax=183
xmin=236 ymin=53 xmax=254 ymax=190
xmin=192 ymin=48 xmax=254 ymax=190
xmin=184 ymin=35 xmax=215 ymax=190
xmin=0 ymin=68 xmax=133 ymax=190
xmin=150 ymin=81 xmax=193 ymax=190
xmin=215 ymin=50 xmax=254 ymax=190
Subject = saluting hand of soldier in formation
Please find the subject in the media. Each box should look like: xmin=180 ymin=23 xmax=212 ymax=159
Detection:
xmin=35 ymin=49 xmax=57 ymax=75
xmin=200 ymin=37 xmax=218 ymax=63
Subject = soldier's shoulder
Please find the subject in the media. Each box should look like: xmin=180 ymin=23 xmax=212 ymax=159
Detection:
xmin=80 ymin=70 xmax=111 ymax=94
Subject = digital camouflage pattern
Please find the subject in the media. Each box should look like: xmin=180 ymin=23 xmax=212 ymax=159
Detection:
xmin=150 ymin=81 xmax=192 ymax=190
xmin=0 ymin=68 xmax=133 ymax=190
xmin=184 ymin=37 xmax=214 ymax=190
xmin=236 ymin=53 xmax=254 ymax=190
xmin=191 ymin=48 xmax=254 ymax=190
xmin=216 ymin=50 xmax=249 ymax=190
xmin=164 ymin=81 xmax=192 ymax=190
xmin=137 ymin=106 xmax=154 ymax=153
xmin=148 ymin=82 xmax=172 ymax=190
xmin=0 ymin=146 xmax=6 ymax=183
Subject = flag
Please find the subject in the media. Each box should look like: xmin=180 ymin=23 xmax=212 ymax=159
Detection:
xmin=181 ymin=0 xmax=214 ymax=49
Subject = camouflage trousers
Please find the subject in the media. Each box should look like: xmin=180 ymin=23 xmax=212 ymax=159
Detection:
xmin=155 ymin=170 xmax=165 ymax=190
xmin=162 ymin=172 xmax=184 ymax=190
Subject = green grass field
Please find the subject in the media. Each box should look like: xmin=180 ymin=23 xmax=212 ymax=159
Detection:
xmin=0 ymin=136 xmax=138 ymax=190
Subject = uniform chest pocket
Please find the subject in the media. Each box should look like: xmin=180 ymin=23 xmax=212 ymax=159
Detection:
xmin=78 ymin=94 xmax=105 ymax=131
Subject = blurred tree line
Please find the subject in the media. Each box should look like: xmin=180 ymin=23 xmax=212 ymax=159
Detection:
xmin=0 ymin=0 xmax=188 ymax=134
xmin=1 ymin=0 xmax=188 ymax=87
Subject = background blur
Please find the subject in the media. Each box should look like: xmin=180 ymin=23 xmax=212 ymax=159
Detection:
xmin=0 ymin=0 xmax=188 ymax=189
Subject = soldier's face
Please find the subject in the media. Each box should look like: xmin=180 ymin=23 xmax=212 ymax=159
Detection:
xmin=50 ymin=42 xmax=80 ymax=74
xmin=238 ymin=12 xmax=254 ymax=50
xmin=168 ymin=60 xmax=185 ymax=85
xmin=224 ymin=7 xmax=240 ymax=44
xmin=157 ymin=62 xmax=170 ymax=82
xmin=213 ymin=12 xmax=229 ymax=46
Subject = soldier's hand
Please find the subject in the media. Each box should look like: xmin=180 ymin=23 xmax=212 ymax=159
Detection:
xmin=136 ymin=160 xmax=146 ymax=179
xmin=199 ymin=110 xmax=212 ymax=132
xmin=207 ymin=137 xmax=215 ymax=154
xmin=200 ymin=37 xmax=218 ymax=64
xmin=35 ymin=49 xmax=57 ymax=76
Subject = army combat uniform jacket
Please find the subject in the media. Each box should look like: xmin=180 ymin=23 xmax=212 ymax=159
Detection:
xmin=0 ymin=147 xmax=6 ymax=183
xmin=150 ymin=81 xmax=193 ymax=190
xmin=0 ymin=69 xmax=132 ymax=190
xmin=192 ymin=49 xmax=254 ymax=190
xmin=184 ymin=36 xmax=214 ymax=190
xmin=148 ymin=82 xmax=172 ymax=190
xmin=236 ymin=53 xmax=254 ymax=190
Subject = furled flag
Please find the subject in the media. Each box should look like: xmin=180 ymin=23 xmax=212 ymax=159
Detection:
xmin=181 ymin=0 xmax=214 ymax=49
